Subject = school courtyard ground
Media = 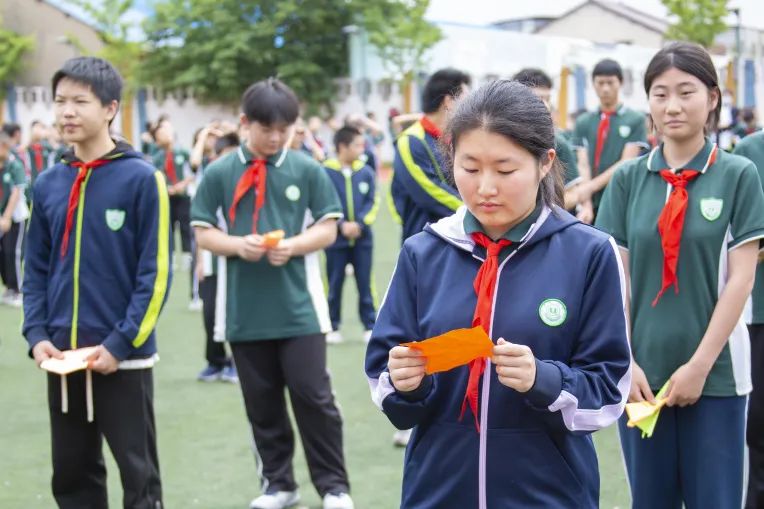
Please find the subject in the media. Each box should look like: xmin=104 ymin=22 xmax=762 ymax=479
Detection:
xmin=0 ymin=182 xmax=631 ymax=508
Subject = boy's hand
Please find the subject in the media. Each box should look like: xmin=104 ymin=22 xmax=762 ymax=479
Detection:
xmin=87 ymin=345 xmax=119 ymax=375
xmin=340 ymin=222 xmax=362 ymax=239
xmin=0 ymin=217 xmax=11 ymax=233
xmin=267 ymin=238 xmax=294 ymax=266
xmin=237 ymin=235 xmax=266 ymax=262
xmin=388 ymin=346 xmax=427 ymax=393
xmin=492 ymin=338 xmax=537 ymax=393
xmin=32 ymin=340 xmax=64 ymax=367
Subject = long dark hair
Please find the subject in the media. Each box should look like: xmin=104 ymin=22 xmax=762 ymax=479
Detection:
xmin=644 ymin=41 xmax=721 ymax=133
xmin=443 ymin=79 xmax=564 ymax=208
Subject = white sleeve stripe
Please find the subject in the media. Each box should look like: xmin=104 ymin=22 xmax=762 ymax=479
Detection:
xmin=190 ymin=220 xmax=215 ymax=228
xmin=547 ymin=236 xmax=632 ymax=432
xmin=368 ymin=372 xmax=395 ymax=411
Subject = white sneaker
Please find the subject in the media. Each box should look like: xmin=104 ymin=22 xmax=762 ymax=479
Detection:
xmin=363 ymin=330 xmax=373 ymax=343
xmin=2 ymin=291 xmax=22 ymax=308
xmin=326 ymin=330 xmax=343 ymax=344
xmin=249 ymin=490 xmax=300 ymax=509
xmin=323 ymin=492 xmax=354 ymax=509
xmin=393 ymin=429 xmax=412 ymax=448
xmin=187 ymin=298 xmax=203 ymax=312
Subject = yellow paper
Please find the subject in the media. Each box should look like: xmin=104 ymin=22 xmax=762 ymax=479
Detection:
xmin=625 ymin=381 xmax=670 ymax=438
xmin=40 ymin=347 xmax=98 ymax=375
xmin=402 ymin=327 xmax=494 ymax=375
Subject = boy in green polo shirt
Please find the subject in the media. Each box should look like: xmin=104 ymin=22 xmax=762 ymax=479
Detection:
xmin=733 ymin=130 xmax=764 ymax=508
xmin=191 ymin=78 xmax=353 ymax=509
xmin=572 ymin=59 xmax=647 ymax=222
xmin=0 ymin=132 xmax=26 ymax=307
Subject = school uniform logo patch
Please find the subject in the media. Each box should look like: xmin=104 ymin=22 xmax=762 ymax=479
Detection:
xmin=105 ymin=209 xmax=126 ymax=231
xmin=2 ymin=173 xmax=10 ymax=183
xmin=619 ymin=125 xmax=632 ymax=138
xmin=285 ymin=185 xmax=301 ymax=201
xmin=700 ymin=198 xmax=723 ymax=221
xmin=539 ymin=299 xmax=567 ymax=327
xmin=358 ymin=182 xmax=370 ymax=195
xmin=175 ymin=155 xmax=185 ymax=166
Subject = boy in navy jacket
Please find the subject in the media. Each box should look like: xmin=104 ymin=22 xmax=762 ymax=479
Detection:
xmin=23 ymin=57 xmax=171 ymax=509
xmin=323 ymin=126 xmax=379 ymax=343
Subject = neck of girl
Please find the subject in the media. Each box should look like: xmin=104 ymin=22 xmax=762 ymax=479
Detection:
xmin=662 ymin=132 xmax=706 ymax=169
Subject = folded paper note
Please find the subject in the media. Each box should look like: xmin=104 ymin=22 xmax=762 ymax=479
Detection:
xmin=625 ymin=381 xmax=670 ymax=438
xmin=402 ymin=326 xmax=494 ymax=375
xmin=263 ymin=229 xmax=285 ymax=249
xmin=40 ymin=347 xmax=98 ymax=375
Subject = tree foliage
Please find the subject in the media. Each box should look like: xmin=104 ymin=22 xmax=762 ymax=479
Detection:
xmin=661 ymin=0 xmax=728 ymax=48
xmin=361 ymin=0 xmax=441 ymax=83
xmin=0 ymin=17 xmax=34 ymax=98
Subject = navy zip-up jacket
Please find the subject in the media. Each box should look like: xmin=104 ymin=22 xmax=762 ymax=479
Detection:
xmin=323 ymin=158 xmax=379 ymax=249
xmin=23 ymin=141 xmax=172 ymax=360
xmin=365 ymin=206 xmax=631 ymax=508
xmin=391 ymin=120 xmax=462 ymax=242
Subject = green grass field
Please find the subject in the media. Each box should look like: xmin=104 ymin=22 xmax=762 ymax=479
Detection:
xmin=0 ymin=183 xmax=631 ymax=508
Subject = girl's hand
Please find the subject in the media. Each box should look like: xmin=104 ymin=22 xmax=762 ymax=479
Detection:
xmin=665 ymin=361 xmax=708 ymax=407
xmin=388 ymin=346 xmax=426 ymax=393
xmin=629 ymin=361 xmax=655 ymax=403
xmin=492 ymin=338 xmax=536 ymax=393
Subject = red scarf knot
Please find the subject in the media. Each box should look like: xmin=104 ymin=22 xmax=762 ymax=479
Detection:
xmin=60 ymin=159 xmax=111 ymax=258
xmin=229 ymin=159 xmax=268 ymax=234
xmin=460 ymin=231 xmax=512 ymax=432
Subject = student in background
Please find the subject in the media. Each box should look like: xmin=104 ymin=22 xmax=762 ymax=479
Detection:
xmin=323 ymin=126 xmax=379 ymax=345
xmin=572 ymin=59 xmax=647 ymax=222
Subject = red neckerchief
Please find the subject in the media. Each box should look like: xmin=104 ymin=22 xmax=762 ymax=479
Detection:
xmin=60 ymin=159 xmax=111 ymax=258
xmin=420 ymin=116 xmax=442 ymax=140
xmin=461 ymin=232 xmax=512 ymax=431
xmin=593 ymin=109 xmax=616 ymax=173
xmin=31 ymin=143 xmax=44 ymax=172
xmin=652 ymin=145 xmax=718 ymax=306
xmin=229 ymin=159 xmax=268 ymax=234
xmin=164 ymin=149 xmax=178 ymax=185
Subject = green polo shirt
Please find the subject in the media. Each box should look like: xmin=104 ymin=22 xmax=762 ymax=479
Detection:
xmin=152 ymin=146 xmax=192 ymax=192
xmin=572 ymin=105 xmax=647 ymax=207
xmin=555 ymin=131 xmax=580 ymax=189
xmin=463 ymin=203 xmax=543 ymax=263
xmin=191 ymin=145 xmax=343 ymax=342
xmin=596 ymin=139 xmax=764 ymax=396
xmin=733 ymin=131 xmax=764 ymax=325
xmin=1 ymin=158 xmax=26 ymax=214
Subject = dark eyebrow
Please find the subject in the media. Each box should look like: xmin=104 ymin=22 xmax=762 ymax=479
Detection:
xmin=462 ymin=153 xmax=514 ymax=164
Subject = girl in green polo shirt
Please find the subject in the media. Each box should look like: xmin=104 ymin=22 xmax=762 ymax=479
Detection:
xmin=597 ymin=42 xmax=764 ymax=509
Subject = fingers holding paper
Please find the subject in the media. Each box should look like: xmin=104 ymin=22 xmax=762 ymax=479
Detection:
xmin=32 ymin=340 xmax=64 ymax=367
xmin=664 ymin=361 xmax=707 ymax=407
xmin=388 ymin=346 xmax=426 ymax=393
xmin=87 ymin=345 xmax=119 ymax=375
xmin=492 ymin=338 xmax=536 ymax=393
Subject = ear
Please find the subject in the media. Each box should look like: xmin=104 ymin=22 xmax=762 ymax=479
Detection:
xmin=239 ymin=113 xmax=250 ymax=127
xmin=539 ymin=148 xmax=555 ymax=180
xmin=709 ymin=87 xmax=720 ymax=111
xmin=105 ymin=100 xmax=119 ymax=122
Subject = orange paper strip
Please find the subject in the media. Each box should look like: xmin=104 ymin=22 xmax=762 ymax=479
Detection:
xmin=402 ymin=326 xmax=494 ymax=374
xmin=263 ymin=229 xmax=285 ymax=248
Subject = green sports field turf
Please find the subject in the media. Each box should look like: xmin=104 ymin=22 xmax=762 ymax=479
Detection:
xmin=0 ymin=182 xmax=631 ymax=508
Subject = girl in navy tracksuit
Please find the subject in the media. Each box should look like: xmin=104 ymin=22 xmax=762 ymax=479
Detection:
xmin=365 ymin=80 xmax=632 ymax=508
